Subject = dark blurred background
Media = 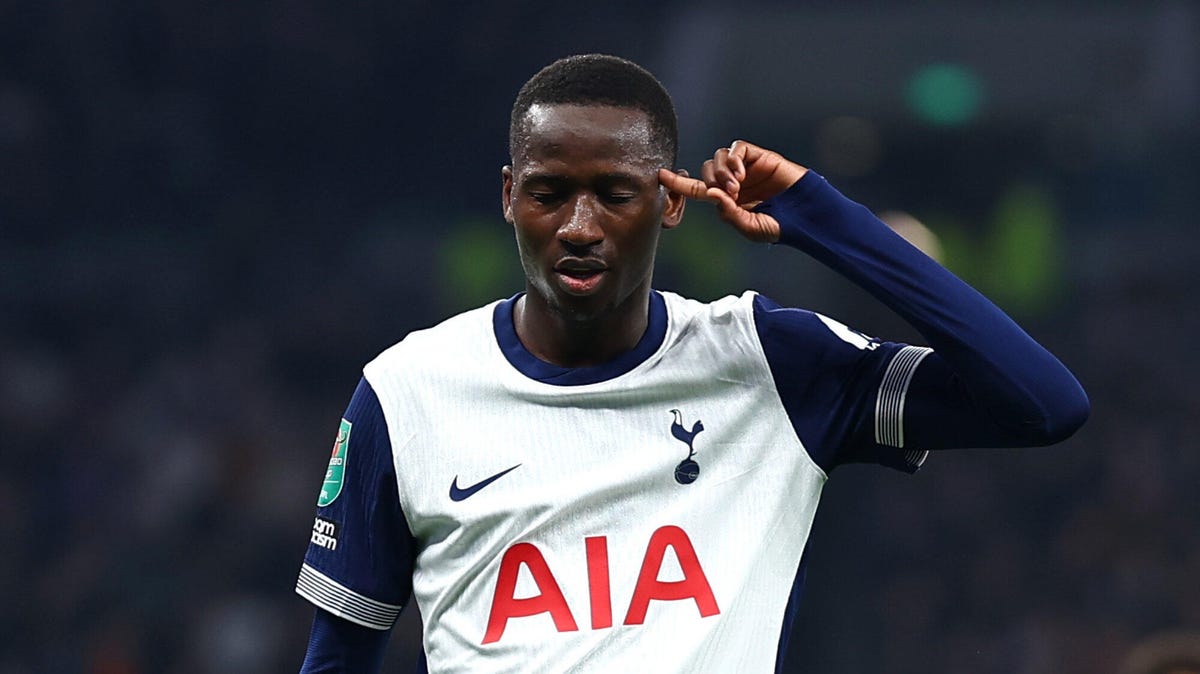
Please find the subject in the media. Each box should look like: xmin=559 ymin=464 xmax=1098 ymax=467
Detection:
xmin=2 ymin=1 xmax=1198 ymax=672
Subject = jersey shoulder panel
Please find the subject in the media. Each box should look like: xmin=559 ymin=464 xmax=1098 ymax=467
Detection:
xmin=362 ymin=300 xmax=502 ymax=430
xmin=366 ymin=300 xmax=502 ymax=380
xmin=658 ymin=290 xmax=771 ymax=363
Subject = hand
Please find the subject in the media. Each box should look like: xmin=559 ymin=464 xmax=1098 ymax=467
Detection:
xmin=659 ymin=140 xmax=808 ymax=243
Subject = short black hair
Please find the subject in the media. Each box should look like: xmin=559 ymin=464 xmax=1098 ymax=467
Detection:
xmin=509 ymin=54 xmax=678 ymax=167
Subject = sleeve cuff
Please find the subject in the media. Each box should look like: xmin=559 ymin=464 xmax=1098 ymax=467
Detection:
xmin=296 ymin=563 xmax=402 ymax=631
xmin=752 ymin=170 xmax=830 ymax=247
xmin=875 ymin=345 xmax=934 ymax=449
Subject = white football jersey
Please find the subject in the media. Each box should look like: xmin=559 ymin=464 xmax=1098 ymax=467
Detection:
xmin=298 ymin=288 xmax=930 ymax=673
xmin=377 ymin=290 xmax=818 ymax=673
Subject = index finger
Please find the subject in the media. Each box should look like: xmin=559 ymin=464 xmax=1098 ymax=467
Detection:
xmin=658 ymin=169 xmax=717 ymax=202
xmin=728 ymin=139 xmax=769 ymax=166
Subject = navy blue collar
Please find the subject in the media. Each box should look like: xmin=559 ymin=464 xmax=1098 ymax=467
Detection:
xmin=493 ymin=291 xmax=667 ymax=386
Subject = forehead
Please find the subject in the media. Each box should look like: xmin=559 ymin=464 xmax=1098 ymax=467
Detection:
xmin=514 ymin=104 xmax=660 ymax=173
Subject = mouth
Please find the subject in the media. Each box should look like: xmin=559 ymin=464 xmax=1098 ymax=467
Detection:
xmin=553 ymin=258 xmax=608 ymax=295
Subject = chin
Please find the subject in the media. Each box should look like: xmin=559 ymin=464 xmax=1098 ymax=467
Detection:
xmin=527 ymin=274 xmax=610 ymax=322
xmin=548 ymin=294 xmax=614 ymax=323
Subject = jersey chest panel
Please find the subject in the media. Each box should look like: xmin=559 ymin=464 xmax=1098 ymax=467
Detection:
xmin=366 ymin=293 xmax=828 ymax=673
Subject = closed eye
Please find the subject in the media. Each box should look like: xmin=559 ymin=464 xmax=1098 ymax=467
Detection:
xmin=529 ymin=192 xmax=562 ymax=205
xmin=604 ymin=193 xmax=636 ymax=204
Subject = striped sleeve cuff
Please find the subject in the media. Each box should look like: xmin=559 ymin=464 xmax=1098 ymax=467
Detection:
xmin=296 ymin=563 xmax=403 ymax=631
xmin=899 ymin=447 xmax=929 ymax=472
xmin=874 ymin=345 xmax=934 ymax=449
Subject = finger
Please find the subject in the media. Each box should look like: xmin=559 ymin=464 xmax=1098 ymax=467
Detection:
xmin=699 ymin=159 xmax=718 ymax=189
xmin=731 ymin=140 xmax=779 ymax=185
xmin=708 ymin=187 xmax=778 ymax=242
xmin=728 ymin=139 xmax=807 ymax=194
xmin=658 ymin=168 xmax=717 ymax=201
xmin=727 ymin=141 xmax=748 ymax=180
xmin=729 ymin=139 xmax=767 ymax=166
xmin=711 ymin=147 xmax=740 ymax=196
xmin=708 ymin=187 xmax=737 ymax=215
xmin=709 ymin=188 xmax=747 ymax=226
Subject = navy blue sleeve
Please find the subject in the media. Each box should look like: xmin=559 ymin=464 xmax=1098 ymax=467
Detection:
xmin=299 ymin=608 xmax=390 ymax=673
xmin=753 ymin=295 xmax=931 ymax=473
xmin=296 ymin=377 xmax=416 ymax=631
xmin=754 ymin=172 xmax=1089 ymax=468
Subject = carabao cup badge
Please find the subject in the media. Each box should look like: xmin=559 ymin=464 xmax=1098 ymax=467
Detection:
xmin=318 ymin=418 xmax=352 ymax=507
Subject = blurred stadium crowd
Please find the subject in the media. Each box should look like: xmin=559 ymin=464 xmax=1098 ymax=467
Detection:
xmin=1 ymin=1 xmax=1197 ymax=672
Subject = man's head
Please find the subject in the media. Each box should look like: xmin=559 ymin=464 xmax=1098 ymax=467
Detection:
xmin=509 ymin=54 xmax=678 ymax=169
xmin=501 ymin=55 xmax=686 ymax=329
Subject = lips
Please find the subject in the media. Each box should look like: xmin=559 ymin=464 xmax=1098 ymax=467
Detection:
xmin=553 ymin=257 xmax=608 ymax=295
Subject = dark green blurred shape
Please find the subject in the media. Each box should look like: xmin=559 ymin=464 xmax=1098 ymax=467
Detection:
xmin=657 ymin=210 xmax=742 ymax=300
xmin=929 ymin=184 xmax=1062 ymax=316
xmin=440 ymin=219 xmax=518 ymax=310
xmin=987 ymin=184 xmax=1062 ymax=314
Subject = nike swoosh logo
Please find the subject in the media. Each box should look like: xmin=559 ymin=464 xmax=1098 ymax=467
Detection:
xmin=449 ymin=464 xmax=521 ymax=502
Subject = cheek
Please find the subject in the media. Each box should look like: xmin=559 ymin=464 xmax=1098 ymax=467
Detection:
xmin=618 ymin=218 xmax=663 ymax=269
xmin=512 ymin=223 xmax=548 ymax=272
xmin=512 ymin=230 xmax=536 ymax=266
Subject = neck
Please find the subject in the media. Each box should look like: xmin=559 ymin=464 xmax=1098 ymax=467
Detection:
xmin=514 ymin=289 xmax=651 ymax=368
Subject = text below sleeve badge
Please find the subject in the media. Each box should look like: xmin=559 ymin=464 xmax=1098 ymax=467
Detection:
xmin=317 ymin=418 xmax=352 ymax=507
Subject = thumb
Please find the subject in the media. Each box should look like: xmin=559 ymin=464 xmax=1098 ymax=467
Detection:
xmin=710 ymin=188 xmax=779 ymax=243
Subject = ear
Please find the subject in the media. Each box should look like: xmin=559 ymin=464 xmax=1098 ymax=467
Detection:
xmin=501 ymin=165 xmax=515 ymax=224
xmin=660 ymin=168 xmax=688 ymax=230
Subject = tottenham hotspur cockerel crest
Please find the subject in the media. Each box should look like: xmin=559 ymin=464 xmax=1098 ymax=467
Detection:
xmin=669 ymin=409 xmax=704 ymax=484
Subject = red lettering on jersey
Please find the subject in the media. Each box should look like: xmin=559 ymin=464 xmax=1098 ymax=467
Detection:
xmin=585 ymin=536 xmax=612 ymax=629
xmin=623 ymin=525 xmax=720 ymax=625
xmin=482 ymin=542 xmax=579 ymax=644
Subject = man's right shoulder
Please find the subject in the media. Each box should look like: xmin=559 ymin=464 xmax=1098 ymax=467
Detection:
xmin=365 ymin=299 xmax=503 ymax=377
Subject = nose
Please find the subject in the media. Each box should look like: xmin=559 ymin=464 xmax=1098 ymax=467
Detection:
xmin=557 ymin=194 xmax=603 ymax=250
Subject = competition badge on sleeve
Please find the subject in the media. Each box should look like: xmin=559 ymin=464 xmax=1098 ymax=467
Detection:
xmin=318 ymin=418 xmax=352 ymax=506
